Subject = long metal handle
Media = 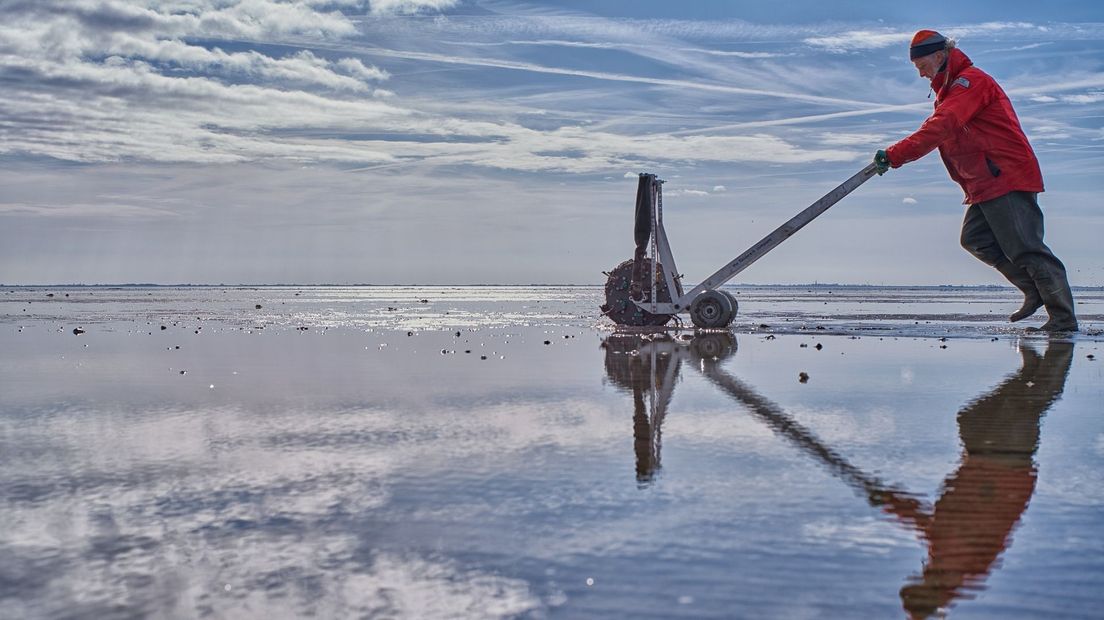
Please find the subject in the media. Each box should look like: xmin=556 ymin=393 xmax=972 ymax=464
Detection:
xmin=682 ymin=162 xmax=879 ymax=301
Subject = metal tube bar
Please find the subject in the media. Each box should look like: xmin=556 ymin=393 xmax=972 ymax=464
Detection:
xmin=675 ymin=162 xmax=879 ymax=307
xmin=644 ymin=179 xmax=660 ymax=312
xmin=655 ymin=182 xmax=683 ymax=299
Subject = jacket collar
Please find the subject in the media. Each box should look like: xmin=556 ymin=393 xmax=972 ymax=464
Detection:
xmin=931 ymin=47 xmax=973 ymax=98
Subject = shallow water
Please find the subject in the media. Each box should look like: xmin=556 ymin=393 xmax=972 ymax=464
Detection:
xmin=2 ymin=286 xmax=1103 ymax=619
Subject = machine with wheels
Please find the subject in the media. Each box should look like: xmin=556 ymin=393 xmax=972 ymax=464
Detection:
xmin=601 ymin=163 xmax=879 ymax=328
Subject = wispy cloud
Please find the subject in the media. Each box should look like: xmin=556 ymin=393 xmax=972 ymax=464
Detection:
xmin=6 ymin=5 xmax=1099 ymax=173
xmin=1058 ymin=91 xmax=1104 ymax=104
xmin=986 ymin=41 xmax=1054 ymax=53
xmin=0 ymin=202 xmax=181 ymax=218
xmin=817 ymin=132 xmax=893 ymax=147
xmin=448 ymin=38 xmax=790 ymax=59
xmin=802 ymin=21 xmax=1101 ymax=53
xmin=681 ymin=48 xmax=791 ymax=59
xmin=1 ymin=3 xmax=1102 ymax=284
xmin=804 ymin=29 xmax=911 ymax=53
xmin=0 ymin=1 xmax=875 ymax=172
xmin=369 ymin=0 xmax=460 ymax=15
xmin=335 ymin=45 xmax=883 ymax=109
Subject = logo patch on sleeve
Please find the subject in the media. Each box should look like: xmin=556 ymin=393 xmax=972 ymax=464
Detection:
xmin=952 ymin=77 xmax=971 ymax=89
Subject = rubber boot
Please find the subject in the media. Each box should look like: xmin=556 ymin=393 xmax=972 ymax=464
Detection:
xmin=1019 ymin=256 xmax=1078 ymax=332
xmin=994 ymin=260 xmax=1042 ymax=322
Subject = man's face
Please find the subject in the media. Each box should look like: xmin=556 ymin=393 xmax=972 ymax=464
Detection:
xmin=911 ymin=50 xmax=946 ymax=80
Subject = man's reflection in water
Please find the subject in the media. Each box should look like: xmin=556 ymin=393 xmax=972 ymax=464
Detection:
xmin=896 ymin=340 xmax=1074 ymax=619
xmin=601 ymin=333 xmax=1074 ymax=618
xmin=601 ymin=332 xmax=736 ymax=483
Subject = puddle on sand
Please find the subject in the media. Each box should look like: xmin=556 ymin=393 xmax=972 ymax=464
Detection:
xmin=601 ymin=331 xmax=1099 ymax=618
xmin=1 ymin=287 xmax=1102 ymax=618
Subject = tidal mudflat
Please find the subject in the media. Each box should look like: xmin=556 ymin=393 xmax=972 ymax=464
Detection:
xmin=2 ymin=286 xmax=1102 ymax=618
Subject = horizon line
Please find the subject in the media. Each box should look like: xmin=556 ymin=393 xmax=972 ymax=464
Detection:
xmin=5 ymin=283 xmax=1103 ymax=290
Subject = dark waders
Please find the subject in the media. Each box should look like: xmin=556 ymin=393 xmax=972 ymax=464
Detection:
xmin=960 ymin=191 xmax=1077 ymax=332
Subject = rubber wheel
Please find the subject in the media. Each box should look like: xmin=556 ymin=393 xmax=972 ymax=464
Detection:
xmin=690 ymin=290 xmax=736 ymax=328
xmin=601 ymin=258 xmax=673 ymax=327
xmin=720 ymin=290 xmax=739 ymax=322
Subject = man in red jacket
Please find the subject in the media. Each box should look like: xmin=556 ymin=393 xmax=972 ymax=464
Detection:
xmin=874 ymin=30 xmax=1077 ymax=332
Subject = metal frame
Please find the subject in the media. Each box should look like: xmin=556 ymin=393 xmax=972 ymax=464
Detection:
xmin=635 ymin=163 xmax=879 ymax=316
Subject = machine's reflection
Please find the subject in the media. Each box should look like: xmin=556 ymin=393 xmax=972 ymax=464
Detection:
xmin=601 ymin=331 xmax=1074 ymax=619
xmin=601 ymin=331 xmax=736 ymax=483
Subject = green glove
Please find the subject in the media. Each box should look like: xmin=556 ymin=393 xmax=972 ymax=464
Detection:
xmin=873 ymin=150 xmax=890 ymax=175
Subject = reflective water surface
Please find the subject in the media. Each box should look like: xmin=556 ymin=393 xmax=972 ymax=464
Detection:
xmin=2 ymin=287 xmax=1102 ymax=618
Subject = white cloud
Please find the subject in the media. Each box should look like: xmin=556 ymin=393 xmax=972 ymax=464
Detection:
xmin=819 ymin=132 xmax=888 ymax=147
xmin=1027 ymin=89 xmax=1104 ymax=106
xmin=902 ymin=197 xmax=917 ymax=205
xmin=185 ymin=0 xmax=362 ymax=39
xmin=681 ymin=48 xmax=791 ymax=59
xmin=369 ymin=0 xmax=459 ymax=15
xmin=712 ymin=185 xmax=727 ymax=193
xmin=1 ymin=6 xmax=1102 ymax=216
xmin=802 ymin=21 xmax=1069 ymax=54
xmin=0 ymin=1 xmax=877 ymax=173
xmin=348 ymin=45 xmax=883 ymax=109
xmin=0 ymin=18 xmax=861 ymax=172
xmin=0 ymin=202 xmax=181 ymax=218
xmin=1008 ymin=75 xmax=1104 ymax=98
xmin=6 ymin=6 xmax=1097 ymax=175
xmin=22 ymin=0 xmax=365 ymax=41
xmin=454 ymin=39 xmax=789 ymax=59
xmin=804 ymin=29 xmax=910 ymax=53
xmin=0 ymin=1 xmax=407 ymax=165
xmin=951 ymin=21 xmax=1041 ymax=35
xmin=1061 ymin=91 xmax=1104 ymax=104
xmin=335 ymin=57 xmax=390 ymax=81
xmin=670 ymin=189 xmax=710 ymax=197
xmin=987 ymin=42 xmax=1053 ymax=53
xmin=0 ymin=7 xmax=389 ymax=92
xmin=1028 ymin=125 xmax=1072 ymax=140
xmin=505 ymin=39 xmax=624 ymax=50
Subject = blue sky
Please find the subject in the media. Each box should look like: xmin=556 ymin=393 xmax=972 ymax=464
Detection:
xmin=1 ymin=0 xmax=1101 ymax=285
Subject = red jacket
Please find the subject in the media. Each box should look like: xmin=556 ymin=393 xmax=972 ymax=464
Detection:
xmin=886 ymin=48 xmax=1043 ymax=205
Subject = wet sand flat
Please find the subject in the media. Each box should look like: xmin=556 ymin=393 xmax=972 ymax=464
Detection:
xmin=2 ymin=286 xmax=1103 ymax=618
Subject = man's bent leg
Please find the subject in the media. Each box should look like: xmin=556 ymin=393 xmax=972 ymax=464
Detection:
xmin=976 ymin=192 xmax=1077 ymax=332
xmin=961 ymin=204 xmax=1043 ymax=323
xmin=995 ymin=262 xmax=1043 ymax=322
xmin=960 ymin=204 xmax=1006 ymax=266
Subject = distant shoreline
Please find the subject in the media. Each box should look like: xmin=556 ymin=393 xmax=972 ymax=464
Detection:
xmin=4 ymin=283 xmax=1104 ymax=291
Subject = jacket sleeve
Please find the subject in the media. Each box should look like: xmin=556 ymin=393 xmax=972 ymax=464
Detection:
xmin=886 ymin=75 xmax=994 ymax=167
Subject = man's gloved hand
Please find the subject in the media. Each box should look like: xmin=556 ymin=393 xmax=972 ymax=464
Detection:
xmin=873 ymin=150 xmax=891 ymax=175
